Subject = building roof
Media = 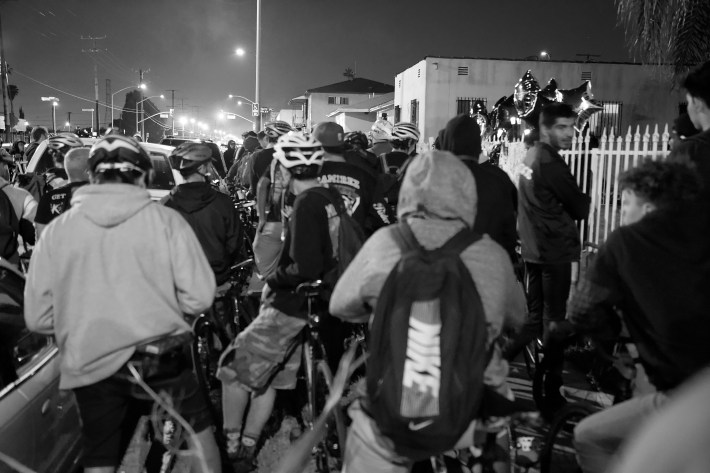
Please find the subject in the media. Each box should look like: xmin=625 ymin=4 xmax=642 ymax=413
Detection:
xmin=422 ymin=55 xmax=645 ymax=66
xmin=307 ymin=77 xmax=394 ymax=94
xmin=327 ymin=93 xmax=394 ymax=117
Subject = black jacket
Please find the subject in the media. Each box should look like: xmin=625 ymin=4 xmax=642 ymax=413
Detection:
xmin=518 ymin=142 xmax=590 ymax=264
xmin=163 ymin=182 xmax=242 ymax=284
xmin=668 ymin=128 xmax=710 ymax=202
xmin=569 ymin=204 xmax=710 ymax=391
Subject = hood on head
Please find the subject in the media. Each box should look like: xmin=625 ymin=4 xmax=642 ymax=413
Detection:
xmin=243 ymin=136 xmax=260 ymax=152
xmin=166 ymin=182 xmax=218 ymax=213
xmin=440 ymin=114 xmax=482 ymax=158
xmin=397 ymin=150 xmax=477 ymax=226
xmin=71 ymin=184 xmax=152 ymax=228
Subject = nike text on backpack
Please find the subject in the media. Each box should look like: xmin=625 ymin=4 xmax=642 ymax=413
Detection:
xmin=366 ymin=221 xmax=489 ymax=461
xmin=0 ymin=183 xmax=20 ymax=259
xmin=310 ymin=186 xmax=365 ymax=295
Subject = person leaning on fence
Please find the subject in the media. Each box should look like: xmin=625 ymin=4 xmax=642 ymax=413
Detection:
xmin=503 ymin=102 xmax=590 ymax=418
xmin=667 ymin=60 xmax=710 ymax=203
xmin=565 ymin=160 xmax=710 ymax=473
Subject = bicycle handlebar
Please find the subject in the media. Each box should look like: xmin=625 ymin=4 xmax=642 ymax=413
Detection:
xmin=296 ymin=280 xmax=325 ymax=296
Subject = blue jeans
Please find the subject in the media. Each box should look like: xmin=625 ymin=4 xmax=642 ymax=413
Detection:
xmin=574 ymin=392 xmax=668 ymax=473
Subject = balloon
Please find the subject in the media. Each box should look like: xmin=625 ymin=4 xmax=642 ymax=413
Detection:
xmin=490 ymin=95 xmax=518 ymax=130
xmin=539 ymin=78 xmax=558 ymax=101
xmin=575 ymin=97 xmax=604 ymax=131
xmin=471 ymin=100 xmax=489 ymax=136
xmin=521 ymin=95 xmax=554 ymax=128
xmin=556 ymin=81 xmax=590 ymax=112
xmin=514 ymin=70 xmax=541 ymax=118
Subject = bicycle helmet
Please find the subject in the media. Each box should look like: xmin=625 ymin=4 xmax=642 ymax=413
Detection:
xmin=88 ymin=134 xmax=152 ymax=175
xmin=47 ymin=133 xmax=84 ymax=160
xmin=264 ymin=120 xmax=293 ymax=139
xmin=169 ymin=142 xmax=212 ymax=175
xmin=391 ymin=122 xmax=421 ymax=142
xmin=371 ymin=119 xmax=393 ymax=142
xmin=344 ymin=131 xmax=369 ymax=151
xmin=273 ymin=132 xmax=324 ymax=179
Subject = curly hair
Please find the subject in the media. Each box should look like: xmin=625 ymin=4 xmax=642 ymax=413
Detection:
xmin=619 ymin=159 xmax=701 ymax=207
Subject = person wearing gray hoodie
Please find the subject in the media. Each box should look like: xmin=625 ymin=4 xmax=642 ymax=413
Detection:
xmin=329 ymin=150 xmax=525 ymax=472
xmin=24 ymin=135 xmax=221 ymax=473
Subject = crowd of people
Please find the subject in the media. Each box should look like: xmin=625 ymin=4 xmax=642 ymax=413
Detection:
xmin=10 ymin=60 xmax=710 ymax=473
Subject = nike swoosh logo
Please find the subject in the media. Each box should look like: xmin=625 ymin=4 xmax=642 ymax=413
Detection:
xmin=408 ymin=420 xmax=434 ymax=431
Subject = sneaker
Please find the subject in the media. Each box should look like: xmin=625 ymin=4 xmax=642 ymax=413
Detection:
xmin=224 ymin=430 xmax=241 ymax=461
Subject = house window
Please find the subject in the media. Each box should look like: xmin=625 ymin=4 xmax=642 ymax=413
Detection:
xmin=410 ymin=99 xmax=419 ymax=125
xmin=417 ymin=69 xmax=421 ymax=78
xmin=394 ymin=105 xmax=401 ymax=123
xmin=458 ymin=66 xmax=469 ymax=76
xmin=587 ymin=101 xmax=623 ymax=136
xmin=456 ymin=97 xmax=487 ymax=116
xmin=327 ymin=96 xmax=349 ymax=105
xmin=581 ymin=71 xmax=592 ymax=82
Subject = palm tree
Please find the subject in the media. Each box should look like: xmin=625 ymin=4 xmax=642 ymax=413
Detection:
xmin=616 ymin=0 xmax=710 ymax=77
xmin=343 ymin=67 xmax=355 ymax=80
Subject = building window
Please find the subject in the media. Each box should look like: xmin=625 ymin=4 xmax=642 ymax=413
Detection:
xmin=394 ymin=105 xmax=401 ymax=123
xmin=581 ymin=71 xmax=592 ymax=82
xmin=587 ymin=101 xmax=623 ymax=136
xmin=457 ymin=66 xmax=469 ymax=76
xmin=417 ymin=69 xmax=421 ymax=78
xmin=410 ymin=99 xmax=419 ymax=125
xmin=398 ymin=79 xmax=402 ymax=88
xmin=327 ymin=96 xmax=349 ymax=105
xmin=456 ymin=97 xmax=487 ymax=116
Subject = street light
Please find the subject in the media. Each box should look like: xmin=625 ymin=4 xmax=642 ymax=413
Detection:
xmin=41 ymin=97 xmax=59 ymax=132
xmin=228 ymin=94 xmax=255 ymax=105
xmin=235 ymin=47 xmax=245 ymax=57
xmin=111 ymin=83 xmax=146 ymax=126
xmin=540 ymin=50 xmax=551 ymax=60
xmin=136 ymin=95 xmax=165 ymax=138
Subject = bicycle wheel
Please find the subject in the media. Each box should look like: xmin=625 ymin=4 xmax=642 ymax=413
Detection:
xmin=539 ymin=403 xmax=596 ymax=473
xmin=191 ymin=316 xmax=223 ymax=423
xmin=303 ymin=338 xmax=348 ymax=473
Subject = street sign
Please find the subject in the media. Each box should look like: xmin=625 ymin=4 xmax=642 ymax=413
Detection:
xmin=260 ymin=107 xmax=269 ymax=113
xmin=251 ymin=103 xmax=259 ymax=117
xmin=226 ymin=113 xmax=236 ymax=120
xmin=82 ymin=108 xmax=94 ymax=112
xmin=159 ymin=113 xmax=169 ymax=119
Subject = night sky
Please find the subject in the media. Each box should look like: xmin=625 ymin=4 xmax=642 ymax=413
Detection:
xmin=1 ymin=0 xmax=630 ymax=135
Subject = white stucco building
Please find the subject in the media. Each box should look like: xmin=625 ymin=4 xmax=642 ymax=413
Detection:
xmin=395 ymin=56 xmax=685 ymax=143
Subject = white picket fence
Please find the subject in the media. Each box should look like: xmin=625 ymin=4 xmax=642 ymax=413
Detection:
xmin=492 ymin=124 xmax=672 ymax=246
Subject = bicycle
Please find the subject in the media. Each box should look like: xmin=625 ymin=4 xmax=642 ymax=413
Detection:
xmin=294 ymin=280 xmax=349 ymax=472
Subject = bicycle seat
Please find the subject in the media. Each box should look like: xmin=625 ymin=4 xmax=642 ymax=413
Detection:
xmin=296 ymin=280 xmax=325 ymax=297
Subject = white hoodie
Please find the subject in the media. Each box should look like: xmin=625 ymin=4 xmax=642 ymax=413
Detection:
xmin=24 ymin=183 xmax=216 ymax=389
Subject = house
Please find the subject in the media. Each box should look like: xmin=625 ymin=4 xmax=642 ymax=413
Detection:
xmin=301 ymin=77 xmax=394 ymax=130
xmin=395 ymin=56 xmax=685 ymax=143
xmin=326 ymin=92 xmax=394 ymax=132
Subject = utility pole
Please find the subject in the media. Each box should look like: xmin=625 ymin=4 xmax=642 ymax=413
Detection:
xmin=104 ymin=79 xmax=111 ymax=126
xmin=255 ymin=0 xmax=262 ymax=131
xmin=166 ymin=89 xmax=176 ymax=136
xmin=81 ymin=35 xmax=106 ymax=134
xmin=0 ymin=12 xmax=10 ymax=142
xmin=138 ymin=69 xmax=150 ymax=138
xmin=67 ymin=111 xmax=71 ymax=131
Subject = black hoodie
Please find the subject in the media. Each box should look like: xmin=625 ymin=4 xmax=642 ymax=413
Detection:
xmin=440 ymin=114 xmax=518 ymax=262
xmin=163 ymin=182 xmax=242 ymax=284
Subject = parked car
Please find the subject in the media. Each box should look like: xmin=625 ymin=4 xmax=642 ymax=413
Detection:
xmin=25 ymin=141 xmax=183 ymax=201
xmin=0 ymin=259 xmax=82 ymax=473
xmin=159 ymin=137 xmax=228 ymax=177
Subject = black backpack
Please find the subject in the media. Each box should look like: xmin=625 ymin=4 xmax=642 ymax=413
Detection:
xmin=366 ymin=221 xmax=489 ymax=461
xmin=309 ymin=186 xmax=366 ymax=294
xmin=0 ymin=184 xmax=20 ymax=260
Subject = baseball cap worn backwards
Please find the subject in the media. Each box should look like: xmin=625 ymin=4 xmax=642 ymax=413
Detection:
xmin=313 ymin=122 xmax=345 ymax=147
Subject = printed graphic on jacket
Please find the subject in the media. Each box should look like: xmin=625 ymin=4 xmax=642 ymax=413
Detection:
xmin=319 ymin=173 xmax=361 ymax=217
xmin=401 ymin=299 xmax=441 ymax=418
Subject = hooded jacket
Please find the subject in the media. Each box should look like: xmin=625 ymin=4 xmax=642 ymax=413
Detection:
xmin=24 ymin=184 xmax=216 ymax=389
xmin=162 ymin=182 xmax=242 ymax=284
xmin=518 ymin=142 xmax=590 ymax=264
xmin=330 ymin=151 xmax=525 ymax=390
xmin=440 ymin=114 xmax=518 ymax=262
